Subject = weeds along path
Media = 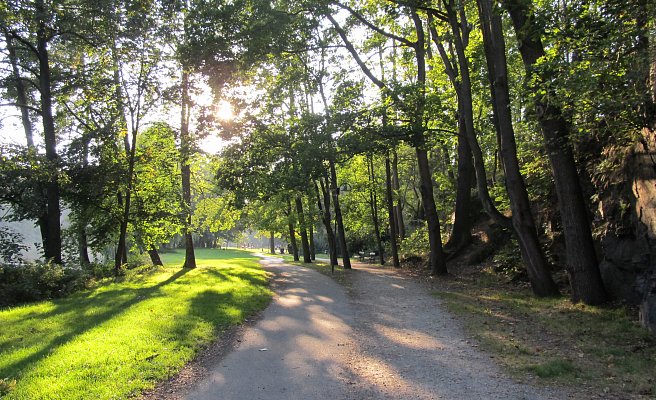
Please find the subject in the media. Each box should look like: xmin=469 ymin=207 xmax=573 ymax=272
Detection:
xmin=178 ymin=257 xmax=572 ymax=400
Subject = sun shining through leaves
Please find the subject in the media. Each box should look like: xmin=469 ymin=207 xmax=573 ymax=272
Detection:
xmin=216 ymin=100 xmax=234 ymax=121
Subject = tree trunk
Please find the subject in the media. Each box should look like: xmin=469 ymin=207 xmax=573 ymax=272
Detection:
xmin=446 ymin=124 xmax=474 ymax=251
xmin=295 ymin=196 xmax=312 ymax=263
xmin=269 ymin=230 xmax=275 ymax=254
xmin=392 ymin=151 xmax=406 ymax=240
xmin=385 ymin=153 xmax=400 ymax=268
xmin=309 ymin=219 xmax=316 ymax=261
xmin=427 ymin=12 xmax=474 ymax=252
xmin=435 ymin=1 xmax=510 ymax=228
xmin=330 ymin=159 xmax=351 ymax=269
xmin=502 ymin=0 xmax=606 ymax=304
xmin=416 ymin=146 xmax=448 ymax=275
xmin=5 ymin=32 xmax=35 ymax=148
xmin=148 ymin=246 xmax=163 ymax=266
xmin=36 ymin=1 xmax=62 ymax=264
xmin=111 ymin=34 xmax=132 ymax=272
xmin=38 ymin=214 xmax=49 ymax=257
xmin=78 ymin=226 xmax=91 ymax=266
xmin=114 ymin=113 xmax=138 ymax=273
xmin=477 ymin=0 xmax=559 ymax=297
xmin=180 ymin=70 xmax=196 ymax=269
xmin=367 ymin=155 xmax=385 ymax=265
xmin=411 ymin=10 xmax=447 ymax=275
xmin=6 ymin=31 xmax=51 ymax=257
xmin=316 ymin=179 xmax=338 ymax=266
xmin=287 ymin=199 xmax=299 ymax=261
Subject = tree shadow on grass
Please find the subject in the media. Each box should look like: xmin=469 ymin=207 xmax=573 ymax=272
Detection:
xmin=0 ymin=268 xmax=192 ymax=379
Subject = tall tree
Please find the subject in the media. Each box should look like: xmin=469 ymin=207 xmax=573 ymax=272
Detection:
xmin=502 ymin=0 xmax=607 ymax=304
xmin=325 ymin=4 xmax=447 ymax=274
xmin=295 ymin=195 xmax=312 ymax=263
xmin=477 ymin=0 xmax=558 ymax=296
xmin=1 ymin=30 xmax=50 ymax=252
xmin=179 ymin=68 xmax=197 ymax=268
xmin=367 ymin=154 xmax=385 ymax=264
xmin=385 ymin=152 xmax=400 ymax=268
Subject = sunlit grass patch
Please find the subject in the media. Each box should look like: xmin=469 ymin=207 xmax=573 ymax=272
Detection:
xmin=434 ymin=284 xmax=656 ymax=397
xmin=528 ymin=359 xmax=579 ymax=378
xmin=158 ymin=247 xmax=260 ymax=267
xmin=0 ymin=249 xmax=271 ymax=400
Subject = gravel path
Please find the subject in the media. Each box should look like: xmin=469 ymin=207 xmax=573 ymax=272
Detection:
xmin=152 ymin=256 xmax=573 ymax=399
xmin=184 ymin=255 xmax=356 ymax=400
xmin=344 ymin=264 xmax=570 ymax=399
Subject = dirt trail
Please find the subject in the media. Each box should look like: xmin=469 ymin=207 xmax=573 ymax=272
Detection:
xmin=145 ymin=257 xmax=573 ymax=399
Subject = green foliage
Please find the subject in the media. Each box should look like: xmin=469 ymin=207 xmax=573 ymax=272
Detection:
xmin=0 ymin=227 xmax=27 ymax=264
xmin=132 ymin=123 xmax=183 ymax=249
xmin=0 ymin=261 xmax=112 ymax=307
xmin=492 ymin=238 xmax=525 ymax=280
xmin=399 ymin=224 xmax=429 ymax=260
xmin=338 ymin=154 xmax=386 ymax=251
xmin=0 ymin=146 xmax=50 ymax=228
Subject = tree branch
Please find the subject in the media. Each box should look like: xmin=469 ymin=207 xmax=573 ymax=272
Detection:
xmin=4 ymin=30 xmax=40 ymax=59
xmin=385 ymin=0 xmax=449 ymax=22
xmin=428 ymin=15 xmax=458 ymax=85
xmin=281 ymin=44 xmax=346 ymax=55
xmin=332 ymin=1 xmax=415 ymax=47
xmin=324 ymin=12 xmax=386 ymax=90
xmin=0 ymin=102 xmax=42 ymax=115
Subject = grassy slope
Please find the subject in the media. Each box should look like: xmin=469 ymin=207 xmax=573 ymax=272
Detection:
xmin=0 ymin=249 xmax=271 ymax=399
xmin=434 ymin=272 xmax=656 ymax=398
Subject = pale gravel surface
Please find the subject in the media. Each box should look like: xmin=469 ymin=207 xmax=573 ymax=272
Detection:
xmin=146 ymin=255 xmax=576 ymax=399
xmin=344 ymin=264 xmax=574 ymax=399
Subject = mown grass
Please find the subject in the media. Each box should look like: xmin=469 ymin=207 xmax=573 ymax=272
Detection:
xmin=0 ymin=248 xmax=271 ymax=400
xmin=158 ymin=247 xmax=257 ymax=267
xmin=271 ymin=253 xmax=353 ymax=287
xmin=435 ymin=278 xmax=656 ymax=397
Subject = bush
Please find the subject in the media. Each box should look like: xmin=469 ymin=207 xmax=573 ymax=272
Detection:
xmin=0 ymin=226 xmax=27 ymax=264
xmin=0 ymin=261 xmax=111 ymax=307
xmin=492 ymin=238 xmax=526 ymax=281
xmin=399 ymin=224 xmax=429 ymax=261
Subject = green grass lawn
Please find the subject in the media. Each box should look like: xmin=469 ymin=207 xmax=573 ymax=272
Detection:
xmin=0 ymin=248 xmax=271 ymax=399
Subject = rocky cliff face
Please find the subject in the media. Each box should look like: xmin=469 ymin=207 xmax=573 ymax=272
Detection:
xmin=597 ymin=128 xmax=656 ymax=333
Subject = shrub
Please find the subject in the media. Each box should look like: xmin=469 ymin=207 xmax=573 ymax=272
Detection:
xmin=492 ymin=238 xmax=526 ymax=281
xmin=399 ymin=224 xmax=429 ymax=261
xmin=0 ymin=261 xmax=111 ymax=307
xmin=0 ymin=226 xmax=27 ymax=264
